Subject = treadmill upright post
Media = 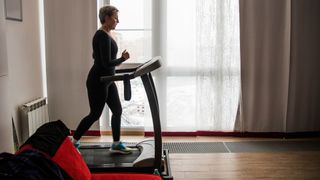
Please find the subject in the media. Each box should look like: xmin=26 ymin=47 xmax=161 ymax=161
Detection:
xmin=141 ymin=73 xmax=162 ymax=171
xmin=148 ymin=73 xmax=159 ymax=111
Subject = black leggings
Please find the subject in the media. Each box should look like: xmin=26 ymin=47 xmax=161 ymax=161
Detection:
xmin=73 ymin=79 xmax=122 ymax=142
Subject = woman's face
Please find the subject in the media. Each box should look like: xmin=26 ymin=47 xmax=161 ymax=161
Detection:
xmin=105 ymin=11 xmax=119 ymax=30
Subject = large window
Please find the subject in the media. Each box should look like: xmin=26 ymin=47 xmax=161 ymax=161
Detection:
xmin=99 ymin=0 xmax=240 ymax=132
xmin=163 ymin=0 xmax=240 ymax=131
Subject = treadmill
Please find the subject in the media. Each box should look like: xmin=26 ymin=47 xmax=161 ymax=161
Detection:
xmin=79 ymin=56 xmax=173 ymax=180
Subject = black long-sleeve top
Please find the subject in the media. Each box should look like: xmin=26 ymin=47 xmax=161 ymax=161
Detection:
xmin=92 ymin=30 xmax=124 ymax=75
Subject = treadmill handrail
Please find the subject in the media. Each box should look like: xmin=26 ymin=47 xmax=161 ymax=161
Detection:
xmin=100 ymin=56 xmax=161 ymax=83
xmin=100 ymin=72 xmax=134 ymax=82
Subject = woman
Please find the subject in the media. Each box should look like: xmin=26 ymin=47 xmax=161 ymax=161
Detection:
xmin=71 ymin=5 xmax=132 ymax=154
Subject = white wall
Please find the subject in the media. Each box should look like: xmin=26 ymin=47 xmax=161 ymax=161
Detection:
xmin=6 ymin=0 xmax=43 ymax=142
xmin=0 ymin=0 xmax=14 ymax=153
xmin=0 ymin=77 xmax=13 ymax=152
xmin=44 ymin=0 xmax=98 ymax=130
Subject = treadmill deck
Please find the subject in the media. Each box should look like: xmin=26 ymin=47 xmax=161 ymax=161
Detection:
xmin=80 ymin=147 xmax=141 ymax=166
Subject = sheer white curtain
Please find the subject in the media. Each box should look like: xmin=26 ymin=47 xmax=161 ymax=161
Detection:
xmin=152 ymin=0 xmax=240 ymax=131
xmin=195 ymin=0 xmax=240 ymax=131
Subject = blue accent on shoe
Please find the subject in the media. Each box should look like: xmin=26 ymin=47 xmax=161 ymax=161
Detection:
xmin=154 ymin=169 xmax=160 ymax=175
xmin=110 ymin=142 xmax=132 ymax=154
xmin=74 ymin=141 xmax=81 ymax=149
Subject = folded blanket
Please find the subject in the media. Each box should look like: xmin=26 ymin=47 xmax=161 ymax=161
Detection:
xmin=23 ymin=120 xmax=70 ymax=157
xmin=0 ymin=149 xmax=70 ymax=180
xmin=17 ymin=120 xmax=91 ymax=180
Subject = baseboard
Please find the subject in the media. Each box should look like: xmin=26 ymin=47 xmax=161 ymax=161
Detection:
xmin=145 ymin=131 xmax=320 ymax=138
xmin=100 ymin=130 xmax=144 ymax=136
xmin=70 ymin=130 xmax=144 ymax=136
xmin=70 ymin=130 xmax=320 ymax=138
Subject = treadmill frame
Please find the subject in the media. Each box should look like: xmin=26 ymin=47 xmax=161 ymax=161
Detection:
xmin=81 ymin=57 xmax=173 ymax=179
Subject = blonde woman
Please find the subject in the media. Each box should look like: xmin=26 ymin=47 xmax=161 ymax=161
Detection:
xmin=72 ymin=6 xmax=132 ymax=154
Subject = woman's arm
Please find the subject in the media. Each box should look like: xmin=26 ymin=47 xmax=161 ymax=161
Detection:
xmin=98 ymin=34 xmax=125 ymax=68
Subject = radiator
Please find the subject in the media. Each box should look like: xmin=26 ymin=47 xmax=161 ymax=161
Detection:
xmin=20 ymin=97 xmax=49 ymax=143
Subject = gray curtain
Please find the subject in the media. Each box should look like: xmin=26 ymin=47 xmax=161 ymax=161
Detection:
xmin=286 ymin=0 xmax=320 ymax=132
xmin=238 ymin=0 xmax=320 ymax=132
xmin=44 ymin=0 xmax=97 ymax=130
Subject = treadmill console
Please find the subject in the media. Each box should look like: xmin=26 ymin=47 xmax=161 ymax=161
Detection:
xmin=113 ymin=56 xmax=161 ymax=101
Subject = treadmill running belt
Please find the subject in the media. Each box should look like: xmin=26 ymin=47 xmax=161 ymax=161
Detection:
xmin=80 ymin=148 xmax=140 ymax=165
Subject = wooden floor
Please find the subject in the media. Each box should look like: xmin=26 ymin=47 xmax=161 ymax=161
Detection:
xmin=171 ymin=152 xmax=320 ymax=180
xmin=81 ymin=136 xmax=320 ymax=180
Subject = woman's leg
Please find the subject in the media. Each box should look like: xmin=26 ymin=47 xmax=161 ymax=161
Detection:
xmin=73 ymin=85 xmax=106 ymax=141
xmin=106 ymin=82 xmax=122 ymax=142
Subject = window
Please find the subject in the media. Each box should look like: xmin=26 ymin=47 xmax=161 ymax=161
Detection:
xmin=98 ymin=0 xmax=240 ymax=132
xmin=157 ymin=0 xmax=240 ymax=131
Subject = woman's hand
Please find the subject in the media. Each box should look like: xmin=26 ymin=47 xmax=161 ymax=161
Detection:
xmin=121 ymin=49 xmax=130 ymax=61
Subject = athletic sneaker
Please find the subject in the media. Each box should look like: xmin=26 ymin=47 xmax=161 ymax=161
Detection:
xmin=74 ymin=141 xmax=81 ymax=150
xmin=110 ymin=141 xmax=133 ymax=154
xmin=69 ymin=136 xmax=81 ymax=149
